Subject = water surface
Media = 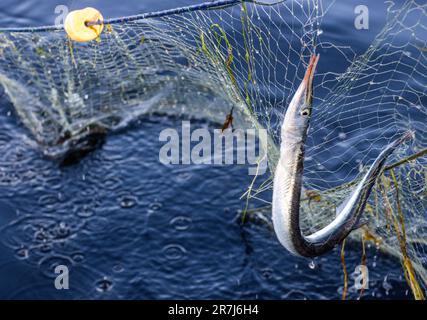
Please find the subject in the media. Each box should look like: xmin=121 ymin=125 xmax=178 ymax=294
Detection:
xmin=0 ymin=0 xmax=414 ymax=299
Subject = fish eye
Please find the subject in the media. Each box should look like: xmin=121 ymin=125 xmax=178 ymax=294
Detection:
xmin=301 ymin=109 xmax=310 ymax=116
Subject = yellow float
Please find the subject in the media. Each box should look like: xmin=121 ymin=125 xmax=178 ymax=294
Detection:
xmin=64 ymin=7 xmax=104 ymax=42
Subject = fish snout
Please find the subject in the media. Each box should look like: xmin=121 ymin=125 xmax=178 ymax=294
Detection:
xmin=302 ymin=54 xmax=320 ymax=106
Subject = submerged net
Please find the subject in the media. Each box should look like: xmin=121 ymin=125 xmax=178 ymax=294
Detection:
xmin=0 ymin=0 xmax=426 ymax=298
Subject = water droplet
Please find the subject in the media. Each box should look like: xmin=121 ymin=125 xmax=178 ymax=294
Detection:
xmin=103 ymin=177 xmax=121 ymax=190
xmin=163 ymin=244 xmax=187 ymax=261
xmin=149 ymin=202 xmax=162 ymax=211
xmin=15 ymin=247 xmax=29 ymax=259
xmin=260 ymin=268 xmax=273 ymax=279
xmin=75 ymin=204 xmax=95 ymax=218
xmin=113 ymin=264 xmax=124 ymax=273
xmin=96 ymin=277 xmax=113 ymax=293
xmin=34 ymin=228 xmax=49 ymax=242
xmin=38 ymin=194 xmax=60 ymax=206
xmin=176 ymin=172 xmax=191 ymax=182
xmin=54 ymin=222 xmax=70 ymax=239
xmin=72 ymin=253 xmax=85 ymax=263
xmin=40 ymin=243 xmax=53 ymax=253
xmin=170 ymin=216 xmax=192 ymax=231
xmin=119 ymin=195 xmax=137 ymax=209
xmin=382 ymin=275 xmax=393 ymax=295
xmin=38 ymin=255 xmax=72 ymax=278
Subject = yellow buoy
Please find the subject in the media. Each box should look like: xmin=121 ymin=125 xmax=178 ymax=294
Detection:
xmin=64 ymin=7 xmax=104 ymax=42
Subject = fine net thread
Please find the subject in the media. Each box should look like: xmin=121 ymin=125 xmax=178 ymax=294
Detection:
xmin=0 ymin=0 xmax=426 ymax=298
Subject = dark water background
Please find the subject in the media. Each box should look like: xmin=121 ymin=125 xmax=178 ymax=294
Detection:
xmin=0 ymin=0 xmax=415 ymax=299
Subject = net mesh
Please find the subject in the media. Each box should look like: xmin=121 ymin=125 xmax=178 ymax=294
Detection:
xmin=0 ymin=0 xmax=426 ymax=298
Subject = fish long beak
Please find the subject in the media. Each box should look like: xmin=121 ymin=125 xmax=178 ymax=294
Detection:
xmin=302 ymin=54 xmax=320 ymax=105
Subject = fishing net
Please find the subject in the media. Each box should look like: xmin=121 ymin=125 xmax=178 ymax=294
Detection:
xmin=0 ymin=0 xmax=426 ymax=298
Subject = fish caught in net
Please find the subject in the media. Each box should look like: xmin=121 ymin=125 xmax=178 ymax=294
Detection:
xmin=0 ymin=0 xmax=426 ymax=298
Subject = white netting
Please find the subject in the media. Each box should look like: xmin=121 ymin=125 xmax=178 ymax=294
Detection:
xmin=0 ymin=0 xmax=426 ymax=298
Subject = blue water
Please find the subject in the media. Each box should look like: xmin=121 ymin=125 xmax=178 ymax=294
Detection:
xmin=0 ymin=0 xmax=414 ymax=299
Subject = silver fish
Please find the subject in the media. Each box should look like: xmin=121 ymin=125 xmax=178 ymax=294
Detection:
xmin=272 ymin=54 xmax=413 ymax=257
